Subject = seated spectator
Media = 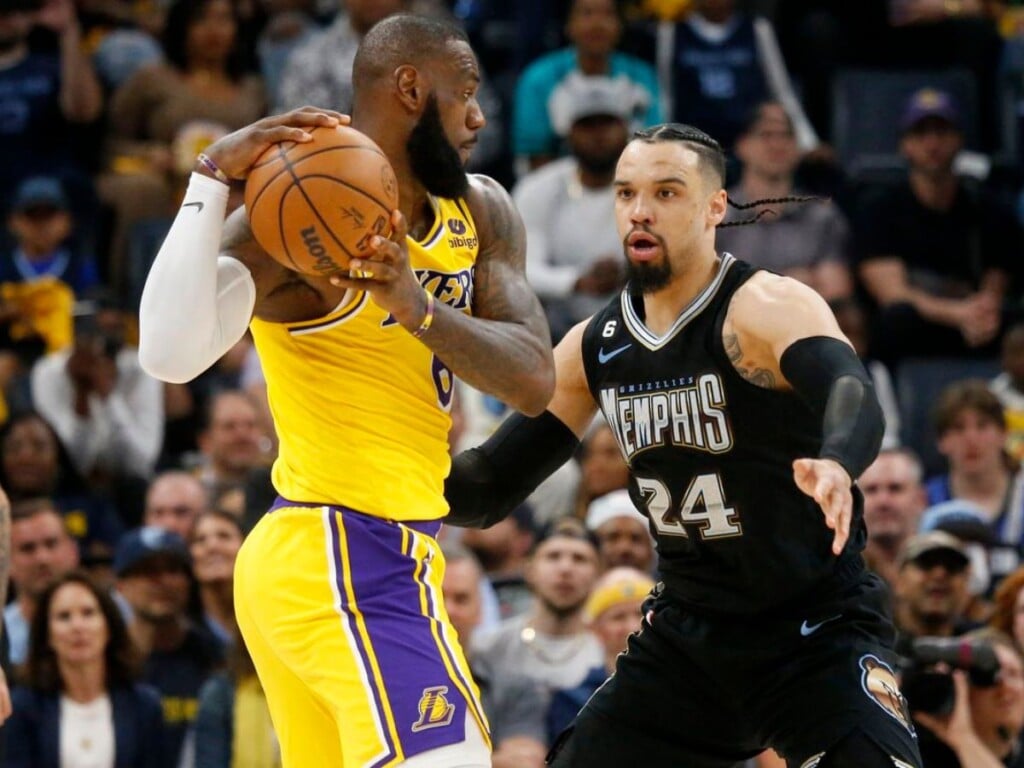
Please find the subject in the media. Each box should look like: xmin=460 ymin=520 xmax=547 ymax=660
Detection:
xmin=0 ymin=411 xmax=123 ymax=567
xmin=193 ymin=626 xmax=279 ymax=768
xmin=583 ymin=489 xmax=655 ymax=574
xmin=114 ymin=526 xmax=223 ymax=768
xmin=5 ymin=571 xmax=164 ymax=768
xmin=461 ymin=502 xmax=536 ymax=621
xmin=98 ymin=0 xmax=264 ymax=289
xmin=31 ymin=294 xmax=164 ymax=483
xmin=894 ymin=531 xmax=977 ymax=642
xmin=927 ymin=380 xmax=1024 ymax=555
xmin=441 ymin=543 xmax=548 ymax=768
xmin=646 ymin=0 xmax=818 ymax=153
xmin=913 ymin=628 xmax=1024 ymax=768
xmin=514 ymin=75 xmax=630 ymax=341
xmin=854 ymin=88 xmax=1019 ymax=367
xmin=991 ymin=565 xmax=1024 ymax=655
xmin=513 ymin=0 xmax=661 ymax=170
xmin=471 ymin=519 xmax=603 ymax=699
xmin=143 ymin=470 xmax=210 ymax=538
xmin=573 ymin=418 xmax=630 ymax=519
xmin=4 ymin=498 xmax=80 ymax=667
xmin=717 ymin=101 xmax=852 ymax=299
xmin=546 ymin=566 xmax=653 ymax=743
xmin=194 ymin=389 xmax=267 ymax=499
xmin=992 ymin=322 xmax=1024 ymax=463
xmin=252 ymin=0 xmax=318 ymax=109
xmin=857 ymin=448 xmax=927 ymax=589
xmin=188 ymin=509 xmax=243 ymax=649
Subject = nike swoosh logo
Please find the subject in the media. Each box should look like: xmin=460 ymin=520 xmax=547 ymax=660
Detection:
xmin=800 ymin=614 xmax=842 ymax=637
xmin=182 ymin=201 xmax=204 ymax=213
xmin=598 ymin=344 xmax=632 ymax=364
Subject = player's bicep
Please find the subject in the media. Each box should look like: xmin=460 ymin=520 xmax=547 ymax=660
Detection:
xmin=547 ymin=321 xmax=597 ymax=436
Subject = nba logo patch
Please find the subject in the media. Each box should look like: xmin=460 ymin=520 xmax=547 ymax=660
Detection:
xmin=412 ymin=686 xmax=456 ymax=732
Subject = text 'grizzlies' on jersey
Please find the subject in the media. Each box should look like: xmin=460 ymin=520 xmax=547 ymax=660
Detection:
xmin=581 ymin=254 xmax=867 ymax=615
xmin=250 ymin=195 xmax=478 ymax=521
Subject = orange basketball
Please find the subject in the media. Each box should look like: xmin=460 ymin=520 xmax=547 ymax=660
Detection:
xmin=244 ymin=125 xmax=400 ymax=276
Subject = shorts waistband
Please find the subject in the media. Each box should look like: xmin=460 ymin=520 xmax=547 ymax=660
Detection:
xmin=267 ymin=496 xmax=443 ymax=538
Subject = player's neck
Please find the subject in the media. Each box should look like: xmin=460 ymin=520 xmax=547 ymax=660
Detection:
xmin=352 ymin=119 xmax=431 ymax=236
xmin=641 ymin=249 xmax=720 ymax=336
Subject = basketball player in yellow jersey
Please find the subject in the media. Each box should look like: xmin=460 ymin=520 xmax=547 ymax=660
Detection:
xmin=137 ymin=14 xmax=554 ymax=768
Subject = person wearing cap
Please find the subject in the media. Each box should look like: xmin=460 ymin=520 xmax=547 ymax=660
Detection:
xmin=894 ymin=530 xmax=977 ymax=641
xmin=514 ymin=74 xmax=633 ymax=340
xmin=585 ymin=488 xmax=655 ymax=574
xmin=513 ymin=0 xmax=661 ymax=170
xmin=855 ymin=86 xmax=1019 ymax=367
xmin=546 ymin=566 xmax=653 ymax=743
xmin=114 ymin=525 xmax=222 ymax=768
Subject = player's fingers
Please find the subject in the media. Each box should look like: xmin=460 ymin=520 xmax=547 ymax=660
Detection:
xmin=348 ymin=258 xmax=398 ymax=281
xmin=281 ymin=107 xmax=346 ymax=125
xmin=832 ymin=490 xmax=850 ymax=554
xmin=389 ymin=209 xmax=409 ymax=243
xmin=261 ymin=126 xmax=315 ymax=144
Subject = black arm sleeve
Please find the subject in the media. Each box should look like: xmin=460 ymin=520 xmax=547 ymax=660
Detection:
xmin=444 ymin=410 xmax=580 ymax=529
xmin=779 ymin=336 xmax=885 ymax=480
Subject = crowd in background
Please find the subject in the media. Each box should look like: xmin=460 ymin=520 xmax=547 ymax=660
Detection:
xmin=4 ymin=0 xmax=1024 ymax=766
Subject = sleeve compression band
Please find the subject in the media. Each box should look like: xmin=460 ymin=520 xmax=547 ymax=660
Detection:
xmin=779 ymin=336 xmax=885 ymax=480
xmin=138 ymin=172 xmax=256 ymax=384
xmin=444 ymin=410 xmax=580 ymax=528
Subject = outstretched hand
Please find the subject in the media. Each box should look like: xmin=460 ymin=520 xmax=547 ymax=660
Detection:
xmin=793 ymin=457 xmax=853 ymax=555
xmin=328 ymin=210 xmax=430 ymax=332
xmin=200 ymin=106 xmax=349 ymax=180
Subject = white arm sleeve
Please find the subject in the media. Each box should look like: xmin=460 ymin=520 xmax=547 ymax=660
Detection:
xmin=138 ymin=173 xmax=257 ymax=384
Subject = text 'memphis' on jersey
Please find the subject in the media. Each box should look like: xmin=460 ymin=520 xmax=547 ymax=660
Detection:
xmin=251 ymin=196 xmax=478 ymax=522
xmin=581 ymin=255 xmax=866 ymax=615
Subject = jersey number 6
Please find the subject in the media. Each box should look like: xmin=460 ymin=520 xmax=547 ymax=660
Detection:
xmin=636 ymin=474 xmax=743 ymax=540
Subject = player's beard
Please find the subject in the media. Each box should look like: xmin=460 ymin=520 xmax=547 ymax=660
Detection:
xmin=407 ymin=93 xmax=469 ymax=199
xmin=623 ymin=235 xmax=673 ymax=292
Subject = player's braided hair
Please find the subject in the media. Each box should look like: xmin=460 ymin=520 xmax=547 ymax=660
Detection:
xmin=631 ymin=123 xmax=823 ymax=228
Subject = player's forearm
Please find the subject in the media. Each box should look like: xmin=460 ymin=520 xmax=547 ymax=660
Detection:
xmin=423 ymin=306 xmax=555 ymax=416
xmin=138 ymin=173 xmax=255 ymax=383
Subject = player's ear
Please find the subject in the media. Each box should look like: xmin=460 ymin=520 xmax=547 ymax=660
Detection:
xmin=395 ymin=65 xmax=423 ymax=112
xmin=707 ymin=188 xmax=727 ymax=228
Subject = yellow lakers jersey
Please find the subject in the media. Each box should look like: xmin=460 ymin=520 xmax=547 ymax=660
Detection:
xmin=250 ymin=196 xmax=478 ymax=521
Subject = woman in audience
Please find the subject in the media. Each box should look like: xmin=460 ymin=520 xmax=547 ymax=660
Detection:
xmin=991 ymin=565 xmax=1024 ymax=654
xmin=5 ymin=571 xmax=163 ymax=767
xmin=189 ymin=508 xmax=243 ymax=649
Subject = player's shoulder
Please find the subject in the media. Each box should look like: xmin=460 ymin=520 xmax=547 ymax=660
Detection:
xmin=463 ymin=174 xmax=523 ymax=246
xmin=732 ymin=270 xmax=827 ymax=319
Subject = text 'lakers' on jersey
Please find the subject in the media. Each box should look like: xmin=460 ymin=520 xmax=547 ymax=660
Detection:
xmin=251 ymin=196 xmax=478 ymax=521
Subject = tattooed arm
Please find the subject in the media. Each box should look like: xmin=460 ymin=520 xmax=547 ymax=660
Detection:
xmin=0 ymin=483 xmax=11 ymax=723
xmin=722 ymin=271 xmax=849 ymax=391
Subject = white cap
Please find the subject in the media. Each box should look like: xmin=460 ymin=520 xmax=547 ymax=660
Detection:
xmin=586 ymin=489 xmax=649 ymax=532
xmin=549 ymin=73 xmax=645 ymax=137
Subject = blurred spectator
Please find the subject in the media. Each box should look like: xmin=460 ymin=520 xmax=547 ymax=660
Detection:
xmin=854 ymin=88 xmax=1019 ymax=367
xmin=5 ymin=498 xmax=80 ymax=667
xmin=144 ymin=469 xmax=211 ymax=540
xmin=992 ymin=322 xmax=1024 ymax=463
xmin=858 ymin=448 xmax=927 ymax=589
xmin=5 ymin=571 xmax=164 ymax=768
xmin=193 ymin=625 xmax=279 ymax=768
xmin=894 ymin=531 xmax=976 ymax=640
xmin=471 ymin=519 xmax=603 ymax=697
xmin=512 ymin=0 xmax=660 ymax=170
xmin=927 ymin=380 xmax=1024 ymax=554
xmin=514 ymin=75 xmax=629 ymax=341
xmin=583 ymin=489 xmax=655 ymax=574
xmin=0 ymin=411 xmax=123 ymax=566
xmin=98 ymin=0 xmax=264 ymax=289
xmin=461 ymin=502 xmax=536 ymax=620
xmin=913 ymin=628 xmax=1024 ymax=768
xmin=31 ymin=295 xmax=164 ymax=483
xmin=441 ymin=543 xmax=548 ymax=768
xmin=114 ymin=526 xmax=223 ymax=768
xmin=546 ymin=566 xmax=653 ymax=743
xmin=195 ymin=389 xmax=265 ymax=497
xmin=252 ymin=0 xmax=317 ymax=109
xmin=717 ymin=101 xmax=852 ymax=300
xmin=0 ymin=0 xmax=103 ymax=213
xmin=188 ymin=509 xmax=242 ymax=649
xmin=829 ymin=297 xmax=902 ymax=449
xmin=991 ymin=565 xmax=1024 ymax=654
xmin=647 ymin=0 xmax=818 ymax=153
xmin=573 ymin=418 xmax=629 ymax=519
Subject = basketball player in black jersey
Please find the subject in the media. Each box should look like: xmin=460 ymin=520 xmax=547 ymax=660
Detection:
xmin=445 ymin=124 xmax=923 ymax=768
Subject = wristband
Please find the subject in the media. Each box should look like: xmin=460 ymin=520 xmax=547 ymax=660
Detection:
xmin=412 ymin=290 xmax=435 ymax=338
xmin=197 ymin=153 xmax=230 ymax=184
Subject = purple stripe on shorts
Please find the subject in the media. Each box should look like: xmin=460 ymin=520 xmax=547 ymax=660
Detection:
xmin=338 ymin=510 xmax=470 ymax=759
xmin=327 ymin=512 xmax=399 ymax=767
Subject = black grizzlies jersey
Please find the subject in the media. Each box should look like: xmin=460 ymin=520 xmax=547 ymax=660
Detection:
xmin=582 ymin=255 xmax=867 ymax=615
